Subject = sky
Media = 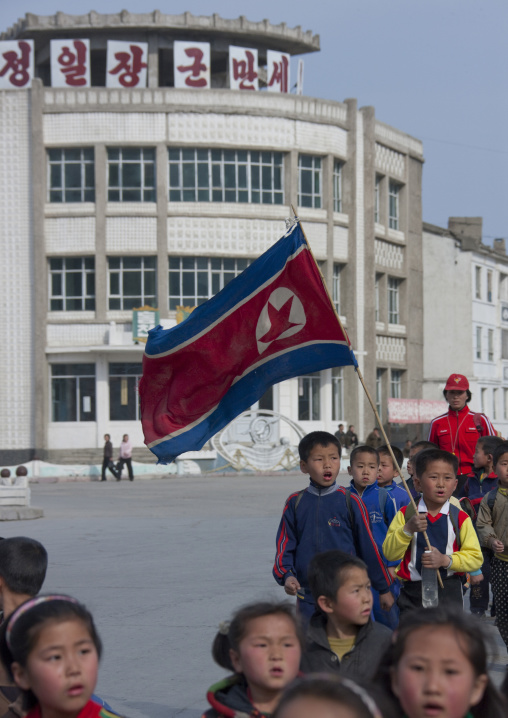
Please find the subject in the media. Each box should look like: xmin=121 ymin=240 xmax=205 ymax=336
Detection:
xmin=1 ymin=0 xmax=506 ymax=242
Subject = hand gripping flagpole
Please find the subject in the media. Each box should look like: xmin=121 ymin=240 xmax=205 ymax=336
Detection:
xmin=291 ymin=205 xmax=444 ymax=589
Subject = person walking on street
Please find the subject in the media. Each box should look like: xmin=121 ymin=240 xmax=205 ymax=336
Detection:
xmin=101 ymin=434 xmax=118 ymax=481
xmin=118 ymin=433 xmax=134 ymax=481
xmin=365 ymin=427 xmax=382 ymax=449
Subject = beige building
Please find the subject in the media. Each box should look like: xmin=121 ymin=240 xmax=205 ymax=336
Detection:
xmin=0 ymin=11 xmax=424 ymax=465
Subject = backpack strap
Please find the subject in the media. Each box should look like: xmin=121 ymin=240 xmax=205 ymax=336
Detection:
xmin=487 ymin=488 xmax=498 ymax=511
xmin=294 ymin=489 xmax=306 ymax=512
xmin=378 ymin=487 xmax=389 ymax=526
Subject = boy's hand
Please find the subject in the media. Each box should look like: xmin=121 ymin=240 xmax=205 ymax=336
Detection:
xmin=421 ymin=546 xmax=449 ymax=569
xmin=284 ymin=576 xmax=301 ymax=596
xmin=387 ymin=566 xmax=398 ymax=579
xmin=491 ymin=538 xmax=505 ymax=553
xmin=405 ymin=512 xmax=428 ymax=534
xmin=470 ymin=573 xmax=484 ymax=586
xmin=379 ymin=591 xmax=395 ymax=611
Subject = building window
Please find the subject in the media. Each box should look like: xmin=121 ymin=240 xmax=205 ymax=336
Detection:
xmin=332 ymin=264 xmax=342 ymax=314
xmin=481 ymin=387 xmax=487 ymax=413
xmin=499 ymin=273 xmax=508 ymax=301
xmin=388 ymin=277 xmax=400 ymax=324
xmin=375 ymin=274 xmax=382 ymax=322
xmin=298 ymin=155 xmax=322 ymax=209
xmin=487 ymin=271 xmax=493 ymax=302
xmin=107 ymin=147 xmax=156 ymax=202
xmin=502 ymin=329 xmax=508 ymax=359
xmin=333 ymin=160 xmax=343 ymax=213
xmin=257 ymin=387 xmax=274 ymax=411
xmin=108 ymin=256 xmax=157 ymax=310
xmin=390 ymin=369 xmax=402 ymax=399
xmin=168 ymin=148 xmax=283 ymax=205
xmin=388 ymin=180 xmax=400 ymax=230
xmin=109 ymin=363 xmax=142 ymax=421
xmin=332 ymin=367 xmax=343 ymax=422
xmin=504 ymin=388 xmax=508 ymax=420
xmin=475 ymin=266 xmax=482 ymax=299
xmin=51 ymin=364 xmax=95 ymax=422
xmin=488 ymin=328 xmax=494 ymax=361
xmin=493 ymin=388 xmax=498 ymax=421
xmin=376 ymin=368 xmax=385 ymax=421
xmin=48 ymin=148 xmax=95 ymax=203
xmin=49 ymin=257 xmax=95 ymax=311
xmin=298 ymin=372 xmax=321 ymax=420
xmin=375 ymin=174 xmax=382 ymax=224
xmin=169 ymin=256 xmax=250 ymax=310
xmin=476 ymin=326 xmax=482 ymax=360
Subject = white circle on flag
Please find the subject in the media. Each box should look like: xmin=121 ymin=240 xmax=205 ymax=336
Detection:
xmin=256 ymin=287 xmax=306 ymax=354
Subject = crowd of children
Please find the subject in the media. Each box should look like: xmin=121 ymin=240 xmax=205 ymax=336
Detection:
xmin=1 ymin=419 xmax=508 ymax=718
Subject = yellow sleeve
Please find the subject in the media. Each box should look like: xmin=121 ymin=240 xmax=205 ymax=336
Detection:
xmin=383 ymin=509 xmax=413 ymax=562
xmin=449 ymin=516 xmax=483 ymax=573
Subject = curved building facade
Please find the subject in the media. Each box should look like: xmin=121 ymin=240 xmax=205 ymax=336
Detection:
xmin=0 ymin=11 xmax=424 ymax=464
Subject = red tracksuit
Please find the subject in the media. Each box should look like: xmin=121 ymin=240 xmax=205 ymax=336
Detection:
xmin=428 ymin=405 xmax=495 ymax=475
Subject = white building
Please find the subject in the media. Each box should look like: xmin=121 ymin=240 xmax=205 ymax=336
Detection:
xmin=0 ymin=11 xmax=424 ymax=465
xmin=423 ymin=217 xmax=508 ymax=437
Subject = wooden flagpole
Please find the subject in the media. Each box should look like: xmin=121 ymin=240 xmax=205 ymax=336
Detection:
xmin=291 ymin=206 xmax=444 ymax=589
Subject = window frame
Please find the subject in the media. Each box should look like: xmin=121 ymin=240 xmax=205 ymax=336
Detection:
xmin=168 ymin=256 xmax=250 ymax=310
xmin=107 ymin=147 xmax=156 ymax=202
xmin=47 ymin=147 xmax=95 ymax=203
xmin=51 ymin=363 xmax=96 ymax=423
xmin=298 ymin=154 xmax=322 ymax=209
xmin=168 ymin=148 xmax=284 ymax=205
xmin=390 ymin=369 xmax=402 ymax=399
xmin=108 ymin=256 xmax=157 ymax=311
xmin=476 ymin=326 xmax=482 ymax=360
xmin=488 ymin=328 xmax=494 ymax=362
xmin=109 ymin=363 xmax=143 ymax=421
xmin=388 ymin=180 xmax=401 ymax=230
xmin=333 ymin=160 xmax=343 ymax=213
xmin=298 ymin=372 xmax=321 ymax=421
xmin=48 ymin=257 xmax=95 ymax=312
xmin=332 ymin=263 xmax=342 ymax=315
xmin=388 ymin=277 xmax=400 ymax=325
xmin=331 ymin=367 xmax=344 ymax=422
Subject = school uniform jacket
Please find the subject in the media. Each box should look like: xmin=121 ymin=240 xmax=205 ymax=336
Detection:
xmin=459 ymin=468 xmax=498 ymax=513
xmin=203 ymin=675 xmax=266 ymax=718
xmin=428 ymin=405 xmax=495 ymax=475
xmin=383 ymin=498 xmax=483 ymax=582
xmin=25 ymin=702 xmax=120 ymax=718
xmin=386 ymin=482 xmax=412 ymax=511
xmin=300 ymin=611 xmax=392 ymax=681
xmin=477 ymin=489 xmax=508 ymax=560
xmin=273 ymin=482 xmax=393 ymax=606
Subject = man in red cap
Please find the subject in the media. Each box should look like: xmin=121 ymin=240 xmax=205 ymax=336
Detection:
xmin=428 ymin=373 xmax=496 ymax=494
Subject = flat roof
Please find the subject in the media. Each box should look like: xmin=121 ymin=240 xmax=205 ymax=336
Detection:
xmin=1 ymin=10 xmax=320 ymax=55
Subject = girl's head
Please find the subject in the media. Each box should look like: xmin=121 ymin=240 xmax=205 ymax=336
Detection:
xmin=212 ymin=601 xmax=302 ymax=699
xmin=0 ymin=595 xmax=102 ymax=713
xmin=273 ymin=675 xmax=383 ymax=718
xmin=376 ymin=607 xmax=505 ymax=718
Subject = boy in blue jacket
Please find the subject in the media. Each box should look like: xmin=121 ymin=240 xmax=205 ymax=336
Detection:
xmin=273 ymin=431 xmax=394 ymax=621
xmin=347 ymin=444 xmax=399 ymax=628
xmin=377 ymin=444 xmax=411 ymax=510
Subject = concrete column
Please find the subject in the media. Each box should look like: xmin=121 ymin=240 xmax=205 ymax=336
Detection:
xmin=31 ymin=79 xmax=48 ymax=458
xmin=147 ymin=33 xmax=159 ymax=88
xmin=156 ymin=144 xmax=169 ymax=318
xmin=94 ymin=144 xmax=107 ymax=321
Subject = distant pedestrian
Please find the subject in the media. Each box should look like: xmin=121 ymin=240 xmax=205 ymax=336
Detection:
xmin=345 ymin=425 xmax=358 ymax=449
xmin=117 ymin=434 xmax=134 ymax=481
xmin=365 ymin=427 xmax=382 ymax=449
xmin=101 ymin=434 xmax=118 ymax=481
xmin=402 ymin=439 xmax=412 ymax=458
xmin=334 ymin=423 xmax=346 ymax=447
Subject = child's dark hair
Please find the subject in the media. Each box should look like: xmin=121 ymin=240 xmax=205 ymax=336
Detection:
xmin=0 ymin=595 xmax=102 ymax=708
xmin=410 ymin=440 xmax=438 ymax=452
xmin=211 ymin=601 xmax=303 ymax=672
xmin=373 ymin=606 xmax=505 ymax=718
xmin=0 ymin=537 xmax=48 ymax=596
xmin=414 ymin=447 xmax=458 ymax=478
xmin=308 ymin=550 xmax=367 ymax=603
xmin=477 ymin=435 xmax=504 ymax=458
xmin=273 ymin=675 xmax=383 ymax=718
xmin=492 ymin=442 xmax=508 ymax=468
xmin=298 ymin=431 xmax=341 ymax=462
xmin=350 ymin=445 xmax=379 ymax=465
xmin=378 ymin=444 xmax=403 ymax=470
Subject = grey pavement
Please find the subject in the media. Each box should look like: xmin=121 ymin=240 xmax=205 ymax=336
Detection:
xmin=4 ymin=472 xmax=506 ymax=718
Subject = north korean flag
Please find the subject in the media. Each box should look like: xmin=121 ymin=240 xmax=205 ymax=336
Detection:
xmin=140 ymin=221 xmax=357 ymax=463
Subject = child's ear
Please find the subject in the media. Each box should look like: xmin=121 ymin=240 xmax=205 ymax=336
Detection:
xmin=470 ymin=672 xmax=488 ymax=707
xmin=347 ymin=466 xmax=353 ymax=476
xmin=229 ymin=648 xmax=242 ymax=674
xmin=11 ymin=662 xmax=30 ymax=691
xmin=316 ymin=595 xmax=335 ymax=615
xmin=299 ymin=460 xmax=307 ymax=475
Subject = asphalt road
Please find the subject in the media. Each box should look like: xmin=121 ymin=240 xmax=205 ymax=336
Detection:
xmin=2 ymin=472 xmax=505 ymax=718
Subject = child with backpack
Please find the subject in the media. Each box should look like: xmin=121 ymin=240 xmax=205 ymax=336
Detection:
xmin=476 ymin=441 xmax=508 ymax=648
xmin=383 ymin=448 xmax=483 ymax=614
xmin=273 ymin=432 xmax=394 ymax=621
xmin=376 ymin=445 xmax=410 ymax=510
xmin=347 ymin=445 xmax=399 ymax=628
